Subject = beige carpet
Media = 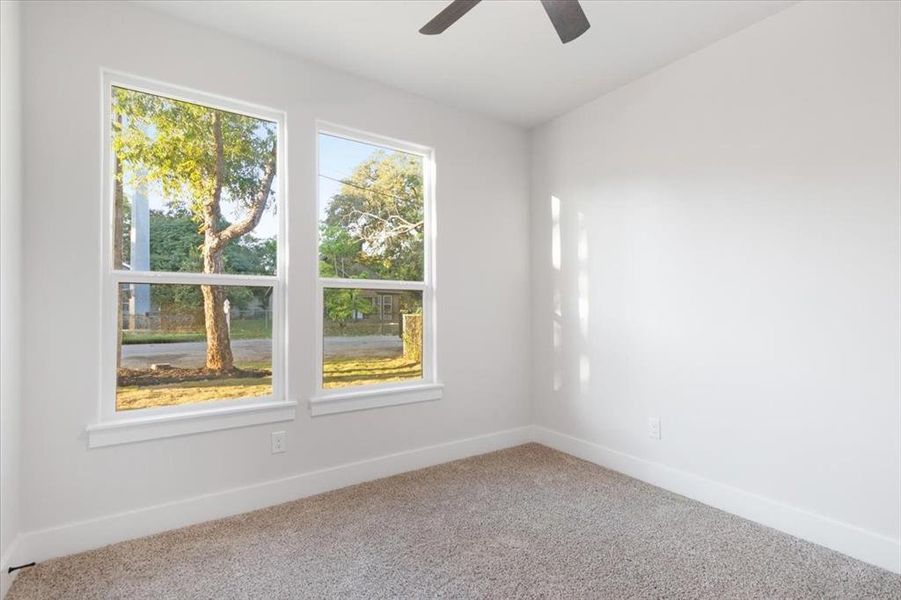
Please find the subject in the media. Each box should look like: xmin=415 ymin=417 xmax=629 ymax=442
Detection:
xmin=8 ymin=444 xmax=901 ymax=599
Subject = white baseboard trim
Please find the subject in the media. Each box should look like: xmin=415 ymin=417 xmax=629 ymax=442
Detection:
xmin=13 ymin=426 xmax=532 ymax=568
xmin=1 ymin=536 xmax=21 ymax=600
xmin=532 ymin=425 xmax=901 ymax=574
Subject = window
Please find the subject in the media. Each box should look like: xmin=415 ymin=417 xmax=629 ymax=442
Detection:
xmin=91 ymin=73 xmax=291 ymax=446
xmin=312 ymin=125 xmax=440 ymax=415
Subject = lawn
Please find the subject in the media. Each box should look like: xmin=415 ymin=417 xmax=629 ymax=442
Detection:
xmin=116 ymin=376 xmax=272 ymax=411
xmin=323 ymin=355 xmax=422 ymax=389
xmin=116 ymin=358 xmax=273 ymax=411
xmin=122 ymin=319 xmax=271 ymax=344
xmin=116 ymin=351 xmax=421 ymax=410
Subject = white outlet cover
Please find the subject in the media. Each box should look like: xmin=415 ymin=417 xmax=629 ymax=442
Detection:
xmin=648 ymin=417 xmax=661 ymax=440
xmin=271 ymin=430 xmax=286 ymax=454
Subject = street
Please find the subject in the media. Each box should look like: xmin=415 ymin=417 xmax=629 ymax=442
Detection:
xmin=121 ymin=335 xmax=403 ymax=368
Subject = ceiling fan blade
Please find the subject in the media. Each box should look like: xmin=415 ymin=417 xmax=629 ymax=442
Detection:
xmin=419 ymin=0 xmax=482 ymax=35
xmin=539 ymin=0 xmax=590 ymax=44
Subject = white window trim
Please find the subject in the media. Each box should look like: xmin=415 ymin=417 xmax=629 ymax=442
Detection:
xmin=89 ymin=70 xmax=293 ymax=447
xmin=309 ymin=383 xmax=443 ymax=417
xmin=86 ymin=400 xmax=297 ymax=448
xmin=311 ymin=122 xmax=440 ymax=415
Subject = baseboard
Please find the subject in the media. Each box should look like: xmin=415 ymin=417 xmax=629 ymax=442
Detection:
xmin=532 ymin=425 xmax=901 ymax=574
xmin=13 ymin=426 xmax=532 ymax=568
xmin=0 ymin=536 xmax=21 ymax=600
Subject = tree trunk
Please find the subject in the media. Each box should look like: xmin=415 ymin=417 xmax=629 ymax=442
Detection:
xmin=200 ymin=111 xmax=234 ymax=373
xmin=201 ymin=283 xmax=233 ymax=372
xmin=201 ymin=236 xmax=233 ymax=372
xmin=198 ymin=110 xmax=275 ymax=373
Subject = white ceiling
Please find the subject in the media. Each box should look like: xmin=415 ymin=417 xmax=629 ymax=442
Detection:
xmin=136 ymin=0 xmax=796 ymax=127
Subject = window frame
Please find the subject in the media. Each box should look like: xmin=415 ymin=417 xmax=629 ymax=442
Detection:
xmin=311 ymin=122 xmax=441 ymax=415
xmin=90 ymin=71 xmax=293 ymax=446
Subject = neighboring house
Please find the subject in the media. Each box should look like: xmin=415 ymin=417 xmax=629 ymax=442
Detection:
xmin=357 ymin=290 xmax=402 ymax=323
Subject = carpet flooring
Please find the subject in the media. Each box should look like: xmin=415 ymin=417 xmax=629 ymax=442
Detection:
xmin=8 ymin=444 xmax=901 ymax=599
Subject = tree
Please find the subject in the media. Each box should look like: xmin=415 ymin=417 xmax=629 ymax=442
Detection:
xmin=113 ymin=87 xmax=277 ymax=372
xmin=324 ymin=289 xmax=373 ymax=330
xmin=319 ymin=224 xmax=362 ymax=279
xmin=321 ymin=151 xmax=424 ymax=281
xmin=145 ymin=207 xmax=275 ymax=314
xmin=147 ymin=207 xmax=276 ymax=278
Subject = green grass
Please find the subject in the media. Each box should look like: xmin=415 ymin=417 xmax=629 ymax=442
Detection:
xmin=122 ymin=319 xmax=271 ymax=344
xmin=323 ymin=355 xmax=422 ymax=389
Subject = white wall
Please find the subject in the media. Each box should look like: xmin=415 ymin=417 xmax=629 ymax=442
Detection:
xmin=16 ymin=0 xmax=530 ymax=558
xmin=11 ymin=0 xmax=900 ymax=579
xmin=0 ymin=0 xmax=24 ymax=594
xmin=531 ymin=0 xmax=900 ymax=571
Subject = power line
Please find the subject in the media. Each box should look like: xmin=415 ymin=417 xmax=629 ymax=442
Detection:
xmin=318 ymin=173 xmax=421 ymax=206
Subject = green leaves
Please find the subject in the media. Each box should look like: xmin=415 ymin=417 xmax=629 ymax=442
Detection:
xmin=146 ymin=209 xmax=276 ymax=312
xmin=324 ymin=289 xmax=374 ymax=327
xmin=111 ymin=86 xmax=277 ymax=228
xmin=321 ymin=151 xmax=425 ymax=281
xmin=319 ymin=224 xmax=363 ymax=278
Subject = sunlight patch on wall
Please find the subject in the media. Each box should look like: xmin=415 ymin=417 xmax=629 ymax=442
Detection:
xmin=551 ymin=195 xmax=563 ymax=392
xmin=577 ymin=212 xmax=590 ymax=341
xmin=577 ymin=212 xmax=590 ymax=395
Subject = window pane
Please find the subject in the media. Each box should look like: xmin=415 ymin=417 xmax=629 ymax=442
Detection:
xmin=323 ymin=288 xmax=423 ymax=389
xmin=318 ymin=133 xmax=424 ymax=281
xmin=112 ymin=87 xmax=278 ymax=275
xmin=117 ymin=283 xmax=273 ymax=411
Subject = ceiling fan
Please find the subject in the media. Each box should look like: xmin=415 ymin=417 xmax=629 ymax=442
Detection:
xmin=420 ymin=0 xmax=591 ymax=44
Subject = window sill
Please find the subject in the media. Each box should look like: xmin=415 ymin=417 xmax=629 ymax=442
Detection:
xmin=86 ymin=400 xmax=297 ymax=448
xmin=309 ymin=383 xmax=443 ymax=416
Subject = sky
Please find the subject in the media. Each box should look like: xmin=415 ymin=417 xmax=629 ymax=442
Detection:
xmin=318 ymin=133 xmax=415 ymax=222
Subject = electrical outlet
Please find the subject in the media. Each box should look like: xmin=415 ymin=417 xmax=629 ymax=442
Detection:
xmin=648 ymin=417 xmax=661 ymax=440
xmin=271 ymin=430 xmax=286 ymax=454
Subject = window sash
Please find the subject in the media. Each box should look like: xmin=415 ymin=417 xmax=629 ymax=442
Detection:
xmin=315 ymin=122 xmax=436 ymax=396
xmin=100 ymin=71 xmax=287 ymax=422
xmin=104 ymin=279 xmax=286 ymax=421
xmin=316 ymin=281 xmax=434 ymax=393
